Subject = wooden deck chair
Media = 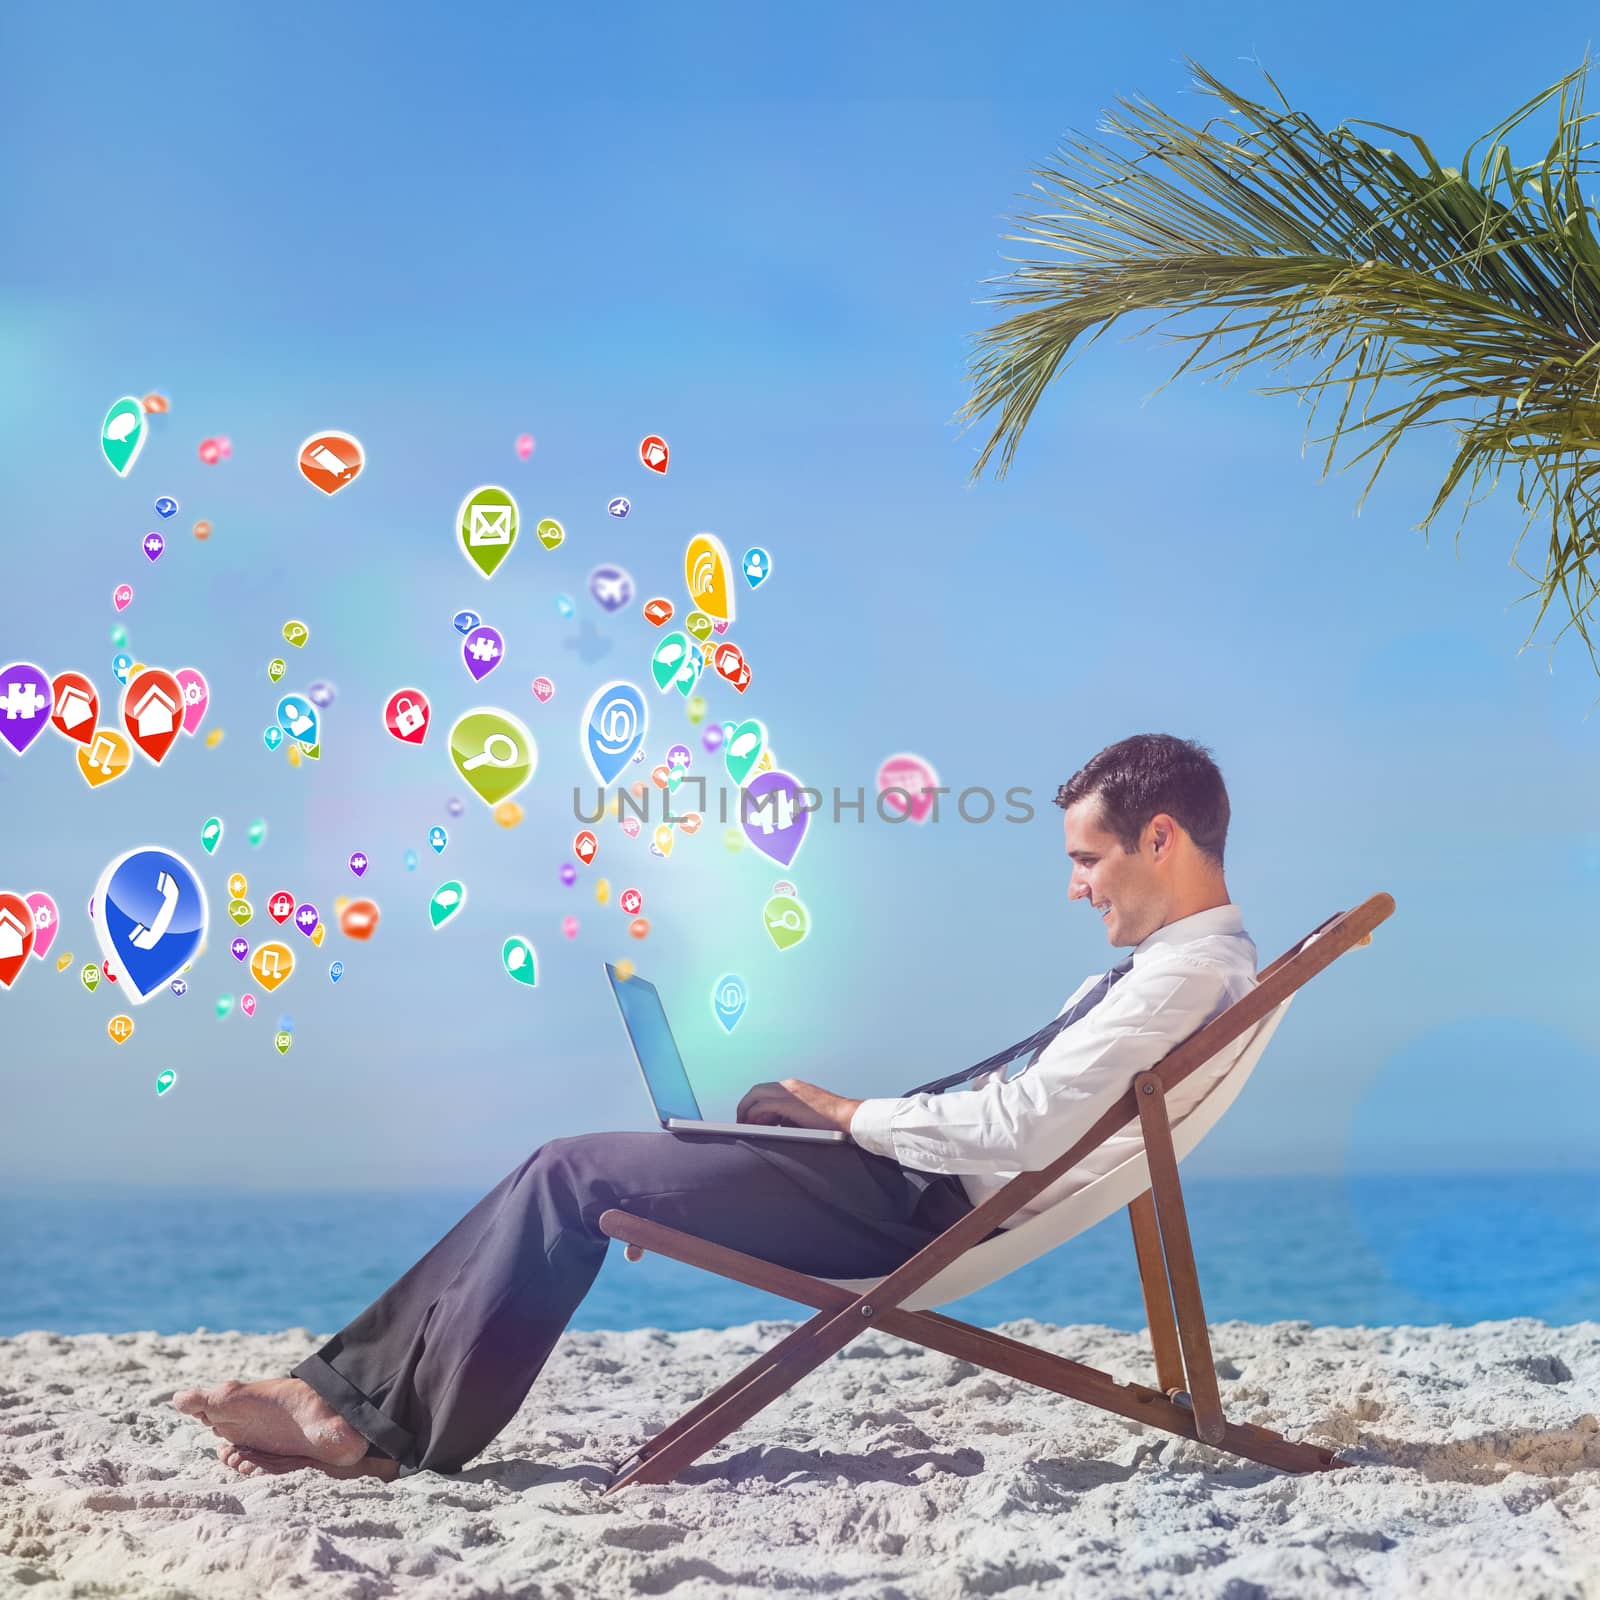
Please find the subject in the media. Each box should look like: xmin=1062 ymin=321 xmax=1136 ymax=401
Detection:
xmin=598 ymin=892 xmax=1395 ymax=1491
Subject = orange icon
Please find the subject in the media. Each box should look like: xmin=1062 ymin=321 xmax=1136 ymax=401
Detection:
xmin=339 ymin=899 xmax=380 ymax=941
xmin=642 ymin=598 xmax=674 ymax=627
xmin=108 ymin=1014 xmax=134 ymax=1044
xmin=250 ymin=941 xmax=295 ymax=993
xmin=193 ymin=520 xmax=213 ymax=540
xmin=297 ymin=430 xmax=364 ymax=495
xmin=140 ymin=393 xmax=170 ymax=414
xmin=77 ymin=729 xmax=132 ymax=789
xmin=639 ymin=435 xmax=669 ymax=474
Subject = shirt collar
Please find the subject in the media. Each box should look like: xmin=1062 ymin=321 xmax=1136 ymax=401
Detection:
xmin=1130 ymin=903 xmax=1245 ymax=960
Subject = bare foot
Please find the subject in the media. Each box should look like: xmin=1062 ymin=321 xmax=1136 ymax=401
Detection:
xmin=215 ymin=1440 xmax=399 ymax=1481
xmin=172 ymin=1378 xmax=368 ymax=1466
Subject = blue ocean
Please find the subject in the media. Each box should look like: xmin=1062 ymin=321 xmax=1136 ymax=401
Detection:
xmin=2 ymin=1171 xmax=1596 ymax=1338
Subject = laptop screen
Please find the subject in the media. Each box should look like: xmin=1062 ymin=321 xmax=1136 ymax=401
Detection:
xmin=606 ymin=964 xmax=703 ymax=1123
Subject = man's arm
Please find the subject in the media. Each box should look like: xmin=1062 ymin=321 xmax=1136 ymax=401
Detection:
xmin=845 ymin=959 xmax=1243 ymax=1174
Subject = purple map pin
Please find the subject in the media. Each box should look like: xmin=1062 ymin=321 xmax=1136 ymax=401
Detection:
xmin=231 ymin=938 xmax=250 ymax=961
xmin=348 ymin=852 xmax=368 ymax=878
xmin=0 ymin=662 xmax=52 ymax=755
xmin=741 ymin=769 xmax=810 ymax=867
xmin=295 ymin=903 xmax=320 ymax=938
xmin=143 ymin=531 xmax=165 ymax=562
xmin=463 ymin=625 xmax=505 ymax=682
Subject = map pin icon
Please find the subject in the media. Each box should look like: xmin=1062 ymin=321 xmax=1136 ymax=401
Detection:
xmin=713 ymin=975 xmax=747 ymax=1032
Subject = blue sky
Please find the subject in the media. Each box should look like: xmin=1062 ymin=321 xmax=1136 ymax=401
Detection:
xmin=2 ymin=1 xmax=1599 ymax=1189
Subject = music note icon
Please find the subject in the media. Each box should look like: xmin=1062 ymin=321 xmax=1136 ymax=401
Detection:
xmin=77 ymin=730 xmax=131 ymax=789
xmin=249 ymin=940 xmax=294 ymax=993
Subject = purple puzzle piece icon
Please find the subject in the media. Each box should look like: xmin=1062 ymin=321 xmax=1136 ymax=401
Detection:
xmin=231 ymin=938 xmax=250 ymax=962
xmin=741 ymin=769 xmax=810 ymax=867
xmin=463 ymin=625 xmax=505 ymax=681
xmin=295 ymin=903 xmax=320 ymax=938
xmin=348 ymin=852 xmax=368 ymax=878
xmin=142 ymin=531 xmax=165 ymax=562
xmin=0 ymin=662 xmax=52 ymax=756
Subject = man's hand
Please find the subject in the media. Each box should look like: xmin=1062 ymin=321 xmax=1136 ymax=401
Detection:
xmin=736 ymin=1078 xmax=863 ymax=1135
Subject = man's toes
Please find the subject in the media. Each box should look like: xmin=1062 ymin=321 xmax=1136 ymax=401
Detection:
xmin=173 ymin=1380 xmax=240 ymax=1419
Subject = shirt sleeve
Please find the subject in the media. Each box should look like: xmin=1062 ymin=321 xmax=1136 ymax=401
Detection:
xmin=848 ymin=958 xmax=1242 ymax=1174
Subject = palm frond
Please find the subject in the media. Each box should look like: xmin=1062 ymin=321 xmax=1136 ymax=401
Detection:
xmin=957 ymin=54 xmax=1600 ymax=698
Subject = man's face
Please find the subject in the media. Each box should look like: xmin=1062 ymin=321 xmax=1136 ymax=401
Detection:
xmin=1063 ymin=797 xmax=1163 ymax=948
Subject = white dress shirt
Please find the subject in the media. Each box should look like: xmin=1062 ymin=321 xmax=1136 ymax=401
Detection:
xmin=848 ymin=905 xmax=1259 ymax=1228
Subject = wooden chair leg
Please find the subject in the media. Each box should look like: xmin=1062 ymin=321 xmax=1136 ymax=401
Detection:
xmin=1134 ymin=1070 xmax=1227 ymax=1446
xmin=1128 ymin=1190 xmax=1186 ymax=1397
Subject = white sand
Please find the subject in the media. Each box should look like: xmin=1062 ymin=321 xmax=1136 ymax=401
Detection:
xmin=1 ymin=1317 xmax=1596 ymax=1599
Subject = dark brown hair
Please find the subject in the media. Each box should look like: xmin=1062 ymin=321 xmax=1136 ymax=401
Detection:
xmin=1055 ymin=733 xmax=1229 ymax=868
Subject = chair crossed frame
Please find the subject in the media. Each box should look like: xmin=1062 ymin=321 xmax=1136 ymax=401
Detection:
xmin=597 ymin=892 xmax=1395 ymax=1491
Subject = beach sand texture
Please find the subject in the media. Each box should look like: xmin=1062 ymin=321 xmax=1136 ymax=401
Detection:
xmin=1 ymin=1317 xmax=1596 ymax=1599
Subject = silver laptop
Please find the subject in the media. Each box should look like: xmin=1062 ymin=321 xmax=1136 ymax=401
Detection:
xmin=605 ymin=962 xmax=848 ymax=1142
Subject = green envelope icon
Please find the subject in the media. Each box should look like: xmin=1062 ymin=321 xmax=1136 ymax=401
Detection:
xmin=458 ymin=485 xmax=520 ymax=578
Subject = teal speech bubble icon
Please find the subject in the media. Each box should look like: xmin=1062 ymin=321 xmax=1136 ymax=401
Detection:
xmin=201 ymin=818 xmax=223 ymax=855
xmin=101 ymin=396 xmax=147 ymax=477
xmin=429 ymin=880 xmax=467 ymax=929
xmin=155 ymin=1070 xmax=177 ymax=1096
xmin=502 ymin=935 xmax=537 ymax=985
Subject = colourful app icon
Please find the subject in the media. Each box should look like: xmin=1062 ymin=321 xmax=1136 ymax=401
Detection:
xmin=267 ymin=890 xmax=295 ymax=925
xmin=294 ymin=903 xmax=320 ymax=939
xmin=531 ymin=676 xmax=554 ymax=703
xmin=249 ymin=940 xmax=294 ymax=993
xmin=143 ymin=531 xmax=165 ymax=563
xmin=240 ymin=994 xmax=257 ymax=1017
xmin=247 ymin=820 xmax=267 ymax=848
xmin=678 ymin=812 xmax=702 ymax=835
xmin=639 ymin=434 xmax=669 ymax=474
xmin=348 ymin=851 xmax=368 ymax=877
xmin=742 ymin=770 xmax=810 ymax=867
xmin=263 ymin=726 xmax=284 ymax=751
xmin=49 ymin=671 xmax=99 ymax=746
xmin=687 ymin=612 xmax=717 ymax=646
xmin=448 ymin=707 xmax=537 ymax=807
xmin=230 ymin=937 xmax=249 ymax=961
xmin=275 ymin=693 xmax=319 ymax=747
xmin=581 ymin=681 xmax=647 ymax=786
xmin=227 ymin=872 xmax=248 ymax=899
xmin=0 ymin=892 xmax=34 ymax=989
xmin=78 ymin=729 xmax=132 ymax=788
xmin=574 ymin=830 xmax=597 ymax=864
xmin=743 ymin=546 xmax=771 ymax=588
xmin=554 ymin=593 xmax=574 ymax=619
xmin=201 ymin=818 xmax=223 ymax=854
xmin=155 ymin=1070 xmax=177 ymax=1096
xmin=534 ymin=518 xmax=565 ymax=551
xmin=876 ymin=752 xmax=942 ymax=823
xmin=684 ymin=533 xmax=735 ymax=624
xmin=629 ymin=916 xmax=650 ymax=939
xmin=109 ymin=625 xmax=127 ymax=649
xmin=268 ymin=658 xmax=287 ymax=684
xmin=274 ymin=1031 xmax=293 ymax=1055
xmin=120 ymin=668 xmax=185 ymax=765
xmin=643 ymin=598 xmax=674 ymax=627
xmin=112 ymin=584 xmax=134 ymax=612
xmin=458 ymin=485 xmax=520 ymax=578
xmin=168 ymin=977 xmax=187 ymax=995
xmin=588 ymin=565 xmax=634 ymax=613
xmin=282 ymin=619 xmax=310 ymax=648
xmin=108 ymin=1014 xmax=134 ymax=1045
xmin=81 ymin=963 xmax=99 ymax=992
xmin=764 ymin=894 xmax=810 ymax=952
xmin=0 ymin=662 xmax=52 ymax=756
xmin=173 ymin=668 xmax=209 ymax=735
xmin=21 ymin=891 xmax=57 ymax=964
xmin=405 ymin=850 xmax=418 ymax=870
xmin=111 ymin=653 xmax=133 ymax=685
xmin=463 ymin=625 xmax=505 ymax=681
xmin=384 ymin=687 xmax=430 ymax=745
xmin=713 ymin=975 xmax=747 ymax=1032
xmin=516 ymin=432 xmax=534 ymax=459
xmin=501 ymin=935 xmax=537 ymax=986
xmin=649 ymin=632 xmax=691 ymax=693
xmin=619 ymin=887 xmax=643 ymax=916
xmin=298 ymin=430 xmax=364 ymax=495
xmin=307 ymin=681 xmax=336 ymax=708
xmin=675 ymin=641 xmax=704 ymax=698
xmin=101 ymin=397 xmax=147 ymax=476
xmin=665 ymin=744 xmax=692 ymax=771
xmin=429 ymin=826 xmax=447 ymax=854
xmin=215 ymin=995 xmax=233 ymax=1018
xmin=452 ymin=610 xmax=481 ymax=636
xmin=339 ymin=898 xmax=379 ymax=940
xmin=92 ymin=848 xmax=208 ymax=1004
xmin=428 ymin=880 xmax=467 ymax=929
xmin=723 ymin=719 xmax=767 ymax=787
xmin=607 ymin=497 xmax=631 ymax=519
xmin=686 ymin=696 xmax=708 ymax=727
xmin=329 ymin=960 xmax=344 ymax=982
xmin=155 ymin=497 xmax=178 ymax=518
xmin=228 ymin=899 xmax=252 ymax=926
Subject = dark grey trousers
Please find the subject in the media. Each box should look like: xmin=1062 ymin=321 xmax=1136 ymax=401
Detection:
xmin=290 ymin=1130 xmax=995 ymax=1474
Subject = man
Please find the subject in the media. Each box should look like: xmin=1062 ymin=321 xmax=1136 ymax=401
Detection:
xmin=174 ymin=732 xmax=1257 ymax=1482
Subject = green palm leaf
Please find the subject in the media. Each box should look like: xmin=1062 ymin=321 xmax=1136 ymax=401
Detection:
xmin=957 ymin=55 xmax=1600 ymax=696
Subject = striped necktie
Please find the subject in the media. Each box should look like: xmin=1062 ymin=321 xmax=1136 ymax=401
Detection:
xmin=900 ymin=956 xmax=1137 ymax=1097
